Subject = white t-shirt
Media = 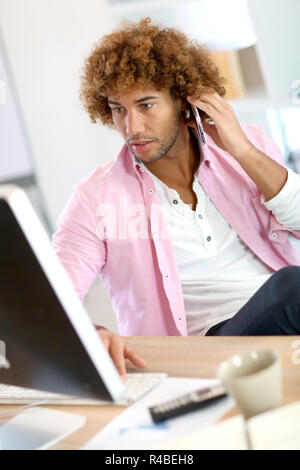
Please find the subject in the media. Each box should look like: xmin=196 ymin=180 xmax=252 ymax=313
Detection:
xmin=141 ymin=162 xmax=300 ymax=336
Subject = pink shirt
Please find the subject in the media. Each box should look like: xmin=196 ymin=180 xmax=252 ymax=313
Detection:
xmin=52 ymin=124 xmax=300 ymax=336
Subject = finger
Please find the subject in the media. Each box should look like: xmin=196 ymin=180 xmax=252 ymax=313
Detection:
xmin=109 ymin=337 xmax=127 ymax=382
xmin=99 ymin=334 xmax=110 ymax=351
xmin=189 ymin=99 xmax=220 ymax=123
xmin=124 ymin=346 xmax=147 ymax=368
xmin=202 ymin=93 xmax=234 ymax=117
xmin=210 ymin=92 xmax=227 ymax=105
xmin=188 ymin=93 xmax=223 ymax=114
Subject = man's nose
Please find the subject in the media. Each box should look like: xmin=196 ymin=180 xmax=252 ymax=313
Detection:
xmin=125 ymin=110 xmax=146 ymax=136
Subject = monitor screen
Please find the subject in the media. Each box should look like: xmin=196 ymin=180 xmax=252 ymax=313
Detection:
xmin=0 ymin=197 xmax=113 ymax=400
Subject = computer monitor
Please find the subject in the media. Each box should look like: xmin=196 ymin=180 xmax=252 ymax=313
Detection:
xmin=0 ymin=184 xmax=124 ymax=402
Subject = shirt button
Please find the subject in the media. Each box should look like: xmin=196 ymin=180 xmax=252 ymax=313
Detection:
xmin=149 ymin=189 xmax=153 ymax=193
xmin=198 ymin=214 xmax=203 ymax=219
xmin=207 ymin=236 xmax=212 ymax=242
xmin=173 ymin=199 xmax=178 ymax=204
xmin=271 ymin=233 xmax=277 ymax=240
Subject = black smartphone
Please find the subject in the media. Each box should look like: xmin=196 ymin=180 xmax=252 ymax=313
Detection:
xmin=189 ymin=103 xmax=206 ymax=145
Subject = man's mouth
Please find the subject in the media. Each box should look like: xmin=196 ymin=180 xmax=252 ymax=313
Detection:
xmin=130 ymin=140 xmax=154 ymax=152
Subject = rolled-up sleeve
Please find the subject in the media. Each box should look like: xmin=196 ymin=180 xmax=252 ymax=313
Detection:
xmin=261 ymin=168 xmax=300 ymax=231
xmin=52 ymin=189 xmax=107 ymax=302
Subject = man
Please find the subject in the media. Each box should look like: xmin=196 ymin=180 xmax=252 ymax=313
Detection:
xmin=52 ymin=18 xmax=300 ymax=379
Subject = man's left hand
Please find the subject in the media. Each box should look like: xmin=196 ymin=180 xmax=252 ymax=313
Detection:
xmin=187 ymin=92 xmax=253 ymax=160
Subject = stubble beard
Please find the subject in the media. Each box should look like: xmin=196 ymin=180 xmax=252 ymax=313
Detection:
xmin=131 ymin=111 xmax=181 ymax=164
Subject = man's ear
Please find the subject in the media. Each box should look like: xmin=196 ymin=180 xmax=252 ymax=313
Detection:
xmin=182 ymin=101 xmax=193 ymax=121
xmin=184 ymin=104 xmax=191 ymax=119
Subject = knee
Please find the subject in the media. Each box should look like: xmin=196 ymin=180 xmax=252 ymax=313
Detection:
xmin=272 ymin=266 xmax=300 ymax=299
xmin=275 ymin=265 xmax=300 ymax=280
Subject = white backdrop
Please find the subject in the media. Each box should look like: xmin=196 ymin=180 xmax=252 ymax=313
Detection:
xmin=0 ymin=0 xmax=122 ymax=229
xmin=0 ymin=0 xmax=121 ymax=330
xmin=0 ymin=33 xmax=33 ymax=181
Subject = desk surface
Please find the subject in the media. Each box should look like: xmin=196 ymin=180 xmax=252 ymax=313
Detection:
xmin=1 ymin=336 xmax=300 ymax=450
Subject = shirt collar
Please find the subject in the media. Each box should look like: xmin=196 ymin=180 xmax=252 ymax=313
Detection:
xmin=127 ymin=146 xmax=145 ymax=178
xmin=189 ymin=126 xmax=217 ymax=172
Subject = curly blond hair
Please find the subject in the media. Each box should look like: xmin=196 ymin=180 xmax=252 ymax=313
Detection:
xmin=79 ymin=17 xmax=226 ymax=126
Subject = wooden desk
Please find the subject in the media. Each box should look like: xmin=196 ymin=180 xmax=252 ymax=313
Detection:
xmin=1 ymin=336 xmax=300 ymax=450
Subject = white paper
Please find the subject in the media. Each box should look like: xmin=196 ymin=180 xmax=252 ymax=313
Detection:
xmin=81 ymin=377 xmax=234 ymax=450
xmin=156 ymin=399 xmax=300 ymax=450
xmin=248 ymin=400 xmax=300 ymax=450
xmin=155 ymin=414 xmax=247 ymax=450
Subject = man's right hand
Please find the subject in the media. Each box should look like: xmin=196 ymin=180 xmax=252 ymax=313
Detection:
xmin=95 ymin=326 xmax=147 ymax=382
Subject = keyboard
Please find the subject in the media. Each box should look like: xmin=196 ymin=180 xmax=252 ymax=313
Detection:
xmin=0 ymin=373 xmax=167 ymax=406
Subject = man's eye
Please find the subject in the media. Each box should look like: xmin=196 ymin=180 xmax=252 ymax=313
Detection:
xmin=140 ymin=103 xmax=153 ymax=110
xmin=112 ymin=107 xmax=124 ymax=113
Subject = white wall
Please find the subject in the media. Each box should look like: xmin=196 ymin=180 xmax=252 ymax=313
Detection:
xmin=0 ymin=38 xmax=33 ymax=181
xmin=0 ymin=0 xmax=123 ymax=228
xmin=0 ymin=0 xmax=122 ymax=330
xmin=248 ymin=0 xmax=300 ymax=105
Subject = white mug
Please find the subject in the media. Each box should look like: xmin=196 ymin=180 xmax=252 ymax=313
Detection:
xmin=217 ymin=349 xmax=282 ymax=419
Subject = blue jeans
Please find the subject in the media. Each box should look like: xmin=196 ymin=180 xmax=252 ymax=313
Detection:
xmin=205 ymin=266 xmax=300 ymax=336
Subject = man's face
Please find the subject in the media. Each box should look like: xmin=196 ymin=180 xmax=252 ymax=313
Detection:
xmin=107 ymin=86 xmax=183 ymax=163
